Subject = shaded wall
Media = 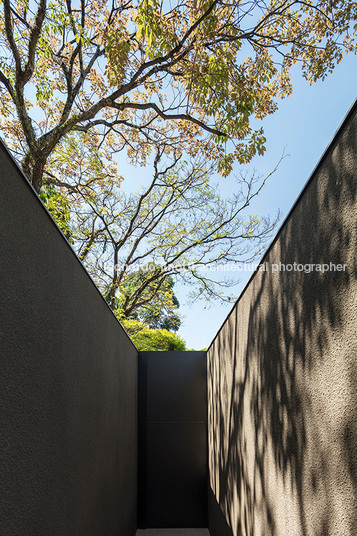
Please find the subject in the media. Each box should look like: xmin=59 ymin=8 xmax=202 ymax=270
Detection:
xmin=207 ymin=101 xmax=357 ymax=536
xmin=138 ymin=352 xmax=208 ymax=529
xmin=0 ymin=141 xmax=138 ymax=536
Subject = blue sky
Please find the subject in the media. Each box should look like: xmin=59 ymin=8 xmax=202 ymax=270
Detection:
xmin=87 ymin=52 xmax=357 ymax=349
xmin=172 ymin=52 xmax=357 ymax=349
xmin=2 ymin=9 xmax=356 ymax=350
xmin=31 ymin=46 xmax=354 ymax=350
xmin=62 ymin=45 xmax=355 ymax=351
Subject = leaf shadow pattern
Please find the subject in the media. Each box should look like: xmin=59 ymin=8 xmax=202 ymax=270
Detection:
xmin=207 ymin=103 xmax=357 ymax=536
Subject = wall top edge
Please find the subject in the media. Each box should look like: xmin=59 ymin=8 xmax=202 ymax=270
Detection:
xmin=0 ymin=137 xmax=138 ymax=352
xmin=207 ymin=96 xmax=357 ymax=353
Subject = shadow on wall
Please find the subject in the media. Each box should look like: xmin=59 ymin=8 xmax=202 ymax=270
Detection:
xmin=207 ymin=105 xmax=357 ymax=536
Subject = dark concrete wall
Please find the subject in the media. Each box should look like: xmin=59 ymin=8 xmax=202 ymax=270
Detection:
xmin=138 ymin=352 xmax=207 ymax=529
xmin=207 ymin=101 xmax=357 ymax=536
xmin=0 ymin=142 xmax=138 ymax=536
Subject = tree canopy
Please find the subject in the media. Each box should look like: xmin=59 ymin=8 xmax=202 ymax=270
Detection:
xmin=121 ymin=318 xmax=186 ymax=351
xmin=1 ymin=0 xmax=356 ymax=350
xmin=116 ymin=263 xmax=181 ymax=330
xmin=72 ymin=148 xmax=280 ymax=309
xmin=114 ymin=269 xmax=186 ymax=350
xmin=1 ymin=0 xmax=356 ymax=193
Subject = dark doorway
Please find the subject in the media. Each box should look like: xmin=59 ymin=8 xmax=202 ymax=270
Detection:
xmin=138 ymin=351 xmax=208 ymax=529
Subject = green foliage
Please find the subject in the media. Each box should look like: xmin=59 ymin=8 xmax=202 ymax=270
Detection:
xmin=1 ymin=0 xmax=355 ymax=338
xmin=120 ymin=318 xmax=186 ymax=351
xmin=119 ymin=263 xmax=181 ymax=331
xmin=136 ymin=0 xmax=178 ymax=58
xmin=76 ymin=154 xmax=281 ymax=308
xmin=39 ymin=185 xmax=73 ymax=242
xmin=1 ymin=0 xmax=356 ymax=191
xmin=158 ymin=313 xmax=181 ymax=333
xmin=112 ymin=266 xmax=185 ymax=349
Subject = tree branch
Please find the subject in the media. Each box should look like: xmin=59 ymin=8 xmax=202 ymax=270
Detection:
xmin=22 ymin=0 xmax=47 ymax=86
xmin=0 ymin=70 xmax=15 ymax=100
xmin=3 ymin=0 xmax=22 ymax=74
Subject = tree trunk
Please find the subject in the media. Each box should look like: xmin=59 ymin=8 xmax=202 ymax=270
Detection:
xmin=22 ymin=153 xmax=45 ymax=194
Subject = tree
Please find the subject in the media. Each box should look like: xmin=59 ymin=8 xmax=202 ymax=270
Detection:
xmin=112 ymin=262 xmax=185 ymax=350
xmin=72 ymin=147 xmax=281 ymax=310
xmin=0 ymin=0 xmax=356 ymax=194
xmin=39 ymin=184 xmax=73 ymax=241
xmin=120 ymin=318 xmax=186 ymax=351
xmin=116 ymin=263 xmax=182 ymax=330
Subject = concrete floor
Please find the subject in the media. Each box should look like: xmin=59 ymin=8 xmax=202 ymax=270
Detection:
xmin=136 ymin=530 xmax=210 ymax=536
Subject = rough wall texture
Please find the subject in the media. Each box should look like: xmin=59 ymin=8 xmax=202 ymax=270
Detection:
xmin=0 ymin=142 xmax=138 ymax=536
xmin=207 ymin=102 xmax=357 ymax=536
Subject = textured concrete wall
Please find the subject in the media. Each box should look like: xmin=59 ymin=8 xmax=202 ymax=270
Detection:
xmin=0 ymin=142 xmax=138 ymax=536
xmin=207 ymin=102 xmax=357 ymax=536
